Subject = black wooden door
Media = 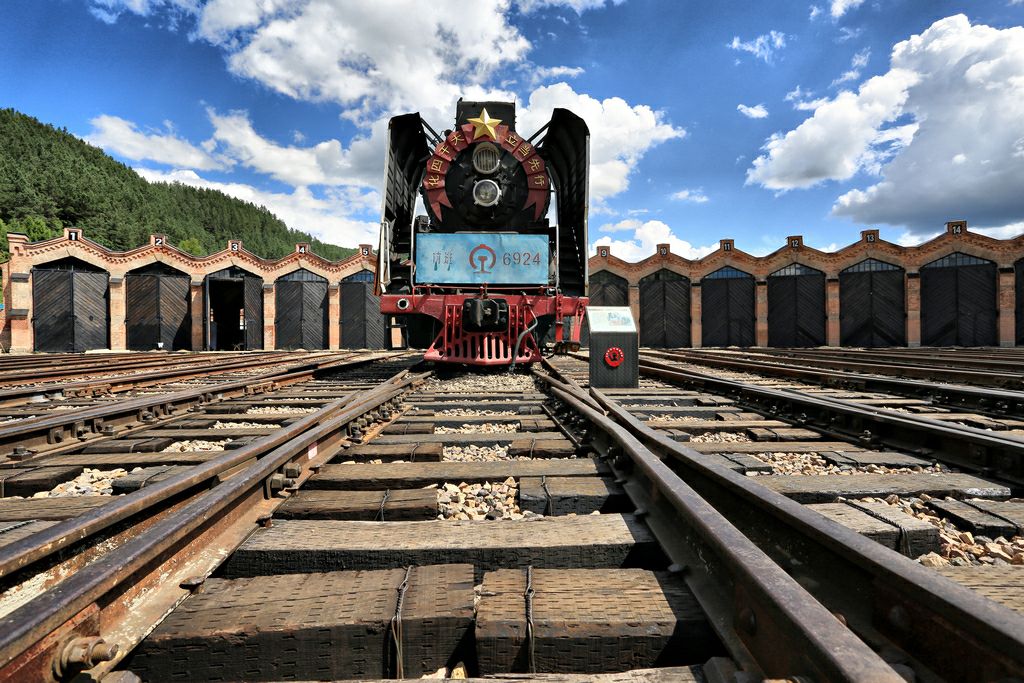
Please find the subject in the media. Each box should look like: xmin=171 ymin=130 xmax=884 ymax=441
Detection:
xmin=32 ymin=270 xmax=74 ymax=352
xmin=127 ymin=274 xmax=191 ymax=350
xmin=701 ymin=275 xmax=754 ymax=347
xmin=244 ymin=277 xmax=264 ymax=350
xmin=921 ymin=260 xmax=997 ymax=346
xmin=275 ymin=280 xmax=327 ymax=350
xmin=161 ymin=276 xmax=191 ymax=350
xmin=341 ymin=281 xmax=388 ymax=349
xmin=275 ymin=281 xmax=303 ymax=350
xmin=768 ymin=272 xmax=825 ymax=347
xmin=956 ymin=263 xmax=997 ymax=346
xmin=639 ymin=274 xmax=690 ymax=348
xmin=72 ymin=272 xmax=109 ymax=351
xmin=301 ymin=280 xmax=329 ymax=349
xmin=126 ymin=274 xmax=159 ymax=350
xmin=639 ymin=277 xmax=662 ymax=347
xmin=840 ymin=268 xmax=905 ymax=347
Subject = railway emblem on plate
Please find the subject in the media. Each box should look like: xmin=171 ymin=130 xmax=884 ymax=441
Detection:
xmin=469 ymin=244 xmax=497 ymax=274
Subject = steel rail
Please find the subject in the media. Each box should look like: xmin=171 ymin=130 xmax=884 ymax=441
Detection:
xmin=663 ymin=347 xmax=1024 ymax=388
xmin=0 ymin=350 xmax=349 ymax=407
xmin=0 ymin=368 xmax=424 ymax=677
xmin=751 ymin=347 xmax=1024 ymax=371
xmin=633 ymin=357 xmax=1024 ymax=485
xmin=587 ymin=387 xmax=1024 ymax=681
xmin=535 ymin=373 xmax=902 ymax=682
xmin=0 ymin=351 xmax=400 ymax=459
xmin=0 ymin=351 xmax=262 ymax=385
xmin=639 ymin=349 xmax=1024 ymax=416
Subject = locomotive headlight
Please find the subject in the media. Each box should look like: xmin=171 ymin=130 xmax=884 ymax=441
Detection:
xmin=472 ymin=142 xmax=501 ymax=174
xmin=472 ymin=179 xmax=501 ymax=207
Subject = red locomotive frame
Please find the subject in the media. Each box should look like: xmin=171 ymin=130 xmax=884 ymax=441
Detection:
xmin=381 ymin=288 xmax=586 ymax=365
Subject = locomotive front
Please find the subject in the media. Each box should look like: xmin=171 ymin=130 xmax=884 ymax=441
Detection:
xmin=376 ymin=100 xmax=589 ymax=365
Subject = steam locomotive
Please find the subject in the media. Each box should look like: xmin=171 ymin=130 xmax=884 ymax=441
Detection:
xmin=376 ymin=100 xmax=589 ymax=365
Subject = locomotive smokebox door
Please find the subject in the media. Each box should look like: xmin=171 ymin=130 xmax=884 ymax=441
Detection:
xmin=587 ymin=306 xmax=639 ymax=388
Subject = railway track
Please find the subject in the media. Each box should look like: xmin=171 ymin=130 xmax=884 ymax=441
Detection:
xmin=0 ymin=350 xmax=1021 ymax=681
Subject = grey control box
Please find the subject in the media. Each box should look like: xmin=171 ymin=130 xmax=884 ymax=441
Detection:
xmin=587 ymin=306 xmax=639 ymax=389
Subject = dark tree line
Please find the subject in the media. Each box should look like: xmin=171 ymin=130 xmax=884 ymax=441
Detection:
xmin=0 ymin=108 xmax=357 ymax=261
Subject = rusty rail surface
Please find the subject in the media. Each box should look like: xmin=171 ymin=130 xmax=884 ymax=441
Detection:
xmin=0 ymin=366 xmax=425 ymax=681
xmin=646 ymin=347 xmax=1024 ymax=392
xmin=0 ymin=350 xmax=357 ymax=407
xmin=630 ymin=356 xmax=1024 ymax=485
xmin=0 ymin=351 xmax=403 ymax=460
xmin=639 ymin=348 xmax=1024 ymax=417
xmin=534 ymin=365 xmax=901 ymax=682
xmin=0 ymin=351 xmax=265 ymax=385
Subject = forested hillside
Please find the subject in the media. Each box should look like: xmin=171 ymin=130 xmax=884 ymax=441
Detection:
xmin=0 ymin=108 xmax=357 ymax=260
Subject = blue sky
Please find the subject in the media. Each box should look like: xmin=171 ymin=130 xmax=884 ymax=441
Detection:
xmin=2 ymin=0 xmax=1023 ymax=259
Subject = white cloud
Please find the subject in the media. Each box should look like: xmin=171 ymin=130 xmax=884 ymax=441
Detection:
xmin=830 ymin=48 xmax=870 ymax=86
xmin=534 ymin=65 xmax=585 ymax=80
xmin=135 ymin=167 xmax=379 ymax=246
xmin=831 ymin=15 xmax=1024 ymax=232
xmin=728 ymin=30 xmax=787 ymax=64
xmin=809 ymin=5 xmax=822 ymax=19
xmin=206 ymin=108 xmax=379 ymax=188
xmin=87 ymin=0 xmax=195 ymax=23
xmin=830 ymin=0 xmax=865 ymax=19
xmin=194 ymin=0 xmax=529 ymax=123
xmin=516 ymin=0 xmax=626 ymax=11
xmin=517 ymin=83 xmax=685 ymax=204
xmin=784 ymin=86 xmax=830 ymax=110
xmin=670 ymin=188 xmax=709 ymax=203
xmin=836 ymin=26 xmax=863 ymax=42
xmin=747 ymin=66 xmax=918 ymax=190
xmin=737 ymin=103 xmax=769 ymax=119
xmin=593 ymin=220 xmax=717 ymax=260
xmin=85 ymin=114 xmax=227 ymax=170
xmin=85 ymin=0 xmax=683 ymax=237
xmin=974 ymin=222 xmax=1024 ymax=239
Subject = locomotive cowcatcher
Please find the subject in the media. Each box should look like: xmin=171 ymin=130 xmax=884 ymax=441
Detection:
xmin=376 ymin=100 xmax=589 ymax=366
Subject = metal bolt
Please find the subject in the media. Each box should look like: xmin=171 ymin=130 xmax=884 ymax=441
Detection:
xmin=283 ymin=463 xmax=302 ymax=478
xmin=53 ymin=637 xmax=119 ymax=679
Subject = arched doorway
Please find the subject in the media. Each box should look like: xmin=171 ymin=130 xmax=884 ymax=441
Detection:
xmin=701 ymin=266 xmax=755 ymax=347
xmin=839 ymin=258 xmax=905 ymax=347
xmin=341 ymin=269 xmax=389 ymax=349
xmin=920 ymin=252 xmax=997 ymax=346
xmin=126 ymin=262 xmax=191 ymax=350
xmin=275 ymin=269 xmax=328 ymax=350
xmin=767 ymin=263 xmax=825 ymax=347
xmin=639 ymin=270 xmax=690 ymax=348
xmin=205 ymin=267 xmax=263 ymax=351
xmin=32 ymin=257 xmax=109 ymax=352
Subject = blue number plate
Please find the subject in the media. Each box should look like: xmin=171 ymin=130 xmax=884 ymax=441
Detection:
xmin=415 ymin=233 xmax=549 ymax=285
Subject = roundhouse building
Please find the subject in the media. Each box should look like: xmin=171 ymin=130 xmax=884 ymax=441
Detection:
xmin=589 ymin=221 xmax=1024 ymax=348
xmin=3 ymin=221 xmax=1024 ymax=352
xmin=0 ymin=229 xmax=386 ymax=353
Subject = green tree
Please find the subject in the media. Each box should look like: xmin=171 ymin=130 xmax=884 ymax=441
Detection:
xmin=178 ymin=237 xmax=203 ymax=255
xmin=0 ymin=108 xmax=359 ymax=261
